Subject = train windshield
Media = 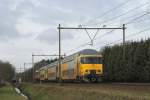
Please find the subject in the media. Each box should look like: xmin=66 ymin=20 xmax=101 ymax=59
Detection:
xmin=80 ymin=57 xmax=102 ymax=64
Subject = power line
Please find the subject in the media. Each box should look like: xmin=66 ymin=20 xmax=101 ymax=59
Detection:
xmin=105 ymin=27 xmax=150 ymax=46
xmin=115 ymin=10 xmax=149 ymax=24
xmin=83 ymin=0 xmax=133 ymax=25
xmin=85 ymin=6 xmax=150 ymax=42
xmin=86 ymin=1 xmax=150 ymax=26
xmin=98 ymin=8 xmax=150 ymax=27
xmin=125 ymin=11 xmax=150 ymax=25
xmin=91 ymin=10 xmax=150 ymax=43
xmin=129 ymin=17 xmax=150 ymax=24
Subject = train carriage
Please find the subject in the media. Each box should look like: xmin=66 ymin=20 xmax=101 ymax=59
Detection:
xmin=61 ymin=54 xmax=77 ymax=81
xmin=36 ymin=49 xmax=103 ymax=82
xmin=39 ymin=67 xmax=48 ymax=81
xmin=47 ymin=61 xmax=58 ymax=81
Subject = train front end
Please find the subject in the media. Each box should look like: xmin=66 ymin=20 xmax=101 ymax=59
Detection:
xmin=79 ymin=55 xmax=103 ymax=82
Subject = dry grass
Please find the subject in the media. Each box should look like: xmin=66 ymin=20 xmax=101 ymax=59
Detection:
xmin=21 ymin=83 xmax=150 ymax=100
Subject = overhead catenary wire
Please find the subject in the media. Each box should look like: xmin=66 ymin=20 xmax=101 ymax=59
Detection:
xmin=83 ymin=0 xmax=133 ymax=25
xmin=129 ymin=17 xmax=150 ymax=24
xmin=92 ymin=9 xmax=150 ymax=41
xmin=94 ymin=19 xmax=150 ymax=48
xmin=86 ymin=1 xmax=150 ymax=26
xmin=105 ymin=27 xmax=150 ymax=46
xmin=85 ymin=3 xmax=150 ymax=42
xmin=98 ymin=8 xmax=150 ymax=27
xmin=95 ymin=26 xmax=150 ymax=50
xmin=125 ymin=11 xmax=150 ymax=25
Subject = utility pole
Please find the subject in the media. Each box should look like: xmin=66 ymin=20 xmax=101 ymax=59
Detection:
xmin=16 ymin=68 xmax=25 ymax=82
xmin=32 ymin=53 xmax=34 ymax=82
xmin=123 ymin=24 xmax=126 ymax=45
xmin=20 ymin=66 xmax=22 ymax=80
xmin=58 ymin=24 xmax=61 ymax=82
xmin=123 ymin=24 xmax=126 ymax=60
xmin=24 ymin=62 xmax=32 ymax=82
xmin=24 ymin=63 xmax=26 ymax=82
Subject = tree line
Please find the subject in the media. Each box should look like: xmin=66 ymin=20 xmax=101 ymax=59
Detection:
xmin=0 ymin=61 xmax=15 ymax=84
xmin=102 ymin=39 xmax=150 ymax=82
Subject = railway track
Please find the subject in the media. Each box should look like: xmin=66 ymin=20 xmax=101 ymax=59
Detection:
xmin=110 ymin=82 xmax=150 ymax=86
xmin=35 ymin=82 xmax=150 ymax=87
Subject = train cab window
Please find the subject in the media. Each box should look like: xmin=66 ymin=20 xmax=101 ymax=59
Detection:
xmin=80 ymin=57 xmax=102 ymax=64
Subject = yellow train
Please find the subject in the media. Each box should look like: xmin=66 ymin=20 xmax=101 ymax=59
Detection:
xmin=35 ymin=49 xmax=103 ymax=82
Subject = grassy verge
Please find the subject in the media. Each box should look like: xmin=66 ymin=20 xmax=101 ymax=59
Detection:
xmin=21 ymin=83 xmax=150 ymax=100
xmin=0 ymin=84 xmax=26 ymax=100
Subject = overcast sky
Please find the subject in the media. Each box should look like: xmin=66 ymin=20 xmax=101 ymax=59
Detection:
xmin=0 ymin=0 xmax=150 ymax=71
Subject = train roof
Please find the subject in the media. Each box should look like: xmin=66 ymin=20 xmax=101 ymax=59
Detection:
xmin=74 ymin=49 xmax=98 ymax=55
xmin=38 ymin=61 xmax=58 ymax=70
xmin=65 ymin=49 xmax=99 ymax=58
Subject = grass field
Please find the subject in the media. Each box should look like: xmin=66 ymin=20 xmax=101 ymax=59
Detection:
xmin=21 ymin=83 xmax=150 ymax=100
xmin=0 ymin=84 xmax=26 ymax=100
